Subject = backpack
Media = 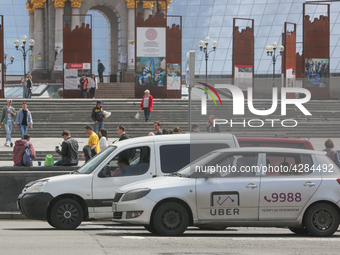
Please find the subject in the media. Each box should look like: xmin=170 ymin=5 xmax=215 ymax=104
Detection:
xmin=45 ymin=154 xmax=54 ymax=166
xmin=22 ymin=142 xmax=33 ymax=166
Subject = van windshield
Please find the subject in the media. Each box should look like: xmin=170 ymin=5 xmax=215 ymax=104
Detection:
xmin=77 ymin=147 xmax=116 ymax=174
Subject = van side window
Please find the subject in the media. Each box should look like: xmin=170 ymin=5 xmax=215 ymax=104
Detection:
xmin=160 ymin=143 xmax=230 ymax=174
xmin=99 ymin=146 xmax=150 ymax=177
xmin=265 ymin=153 xmax=313 ymax=176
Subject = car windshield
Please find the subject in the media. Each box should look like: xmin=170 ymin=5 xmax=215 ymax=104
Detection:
xmin=177 ymin=151 xmax=223 ymax=177
xmin=77 ymin=146 xmax=116 ymax=174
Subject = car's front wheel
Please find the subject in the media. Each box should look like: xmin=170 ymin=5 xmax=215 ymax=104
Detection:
xmin=304 ymin=203 xmax=339 ymax=237
xmin=50 ymin=198 xmax=83 ymax=230
xmin=288 ymin=227 xmax=309 ymax=236
xmin=152 ymin=202 xmax=189 ymax=236
xmin=144 ymin=225 xmax=158 ymax=234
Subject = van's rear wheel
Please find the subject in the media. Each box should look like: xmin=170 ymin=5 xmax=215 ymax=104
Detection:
xmin=50 ymin=198 xmax=83 ymax=230
xmin=152 ymin=202 xmax=189 ymax=236
xmin=288 ymin=227 xmax=309 ymax=235
xmin=304 ymin=203 xmax=339 ymax=237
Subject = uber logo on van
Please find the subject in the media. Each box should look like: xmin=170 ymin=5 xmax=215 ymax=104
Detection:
xmin=211 ymin=191 xmax=240 ymax=207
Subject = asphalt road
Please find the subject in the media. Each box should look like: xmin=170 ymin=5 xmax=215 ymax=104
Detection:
xmin=1 ymin=220 xmax=339 ymax=255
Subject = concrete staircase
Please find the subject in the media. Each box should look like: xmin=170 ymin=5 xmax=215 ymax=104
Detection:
xmin=95 ymin=83 xmax=135 ymax=98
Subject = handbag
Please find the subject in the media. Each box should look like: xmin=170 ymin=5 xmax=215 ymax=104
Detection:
xmin=103 ymin=110 xmax=111 ymax=118
xmin=135 ymin=110 xmax=141 ymax=120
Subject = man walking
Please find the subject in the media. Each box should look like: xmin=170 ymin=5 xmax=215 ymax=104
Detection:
xmin=117 ymin=125 xmax=129 ymax=141
xmin=13 ymin=134 xmax=36 ymax=166
xmin=82 ymin=125 xmax=100 ymax=162
xmin=54 ymin=130 xmax=79 ymax=166
xmin=97 ymin=59 xmax=105 ymax=83
xmin=15 ymin=102 xmax=33 ymax=139
xmin=91 ymin=100 xmax=106 ymax=136
xmin=21 ymin=74 xmax=28 ymax=98
xmin=0 ymin=99 xmax=16 ymax=147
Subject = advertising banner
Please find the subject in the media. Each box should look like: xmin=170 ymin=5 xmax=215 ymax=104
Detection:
xmin=136 ymin=27 xmax=166 ymax=86
xmin=305 ymin=58 xmax=329 ymax=87
xmin=234 ymin=65 xmax=253 ymax=89
xmin=64 ymin=63 xmax=91 ymax=90
xmin=167 ymin=63 xmax=181 ymax=90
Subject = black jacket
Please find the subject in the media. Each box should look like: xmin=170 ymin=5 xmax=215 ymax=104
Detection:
xmin=91 ymin=106 xmax=104 ymax=122
xmin=56 ymin=137 xmax=79 ymax=166
xmin=98 ymin=63 xmax=105 ymax=72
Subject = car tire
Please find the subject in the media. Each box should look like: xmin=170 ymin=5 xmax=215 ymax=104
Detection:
xmin=152 ymin=202 xmax=189 ymax=236
xmin=288 ymin=227 xmax=309 ymax=236
xmin=50 ymin=198 xmax=83 ymax=230
xmin=199 ymin=226 xmax=227 ymax=231
xmin=303 ymin=203 xmax=339 ymax=237
xmin=144 ymin=225 xmax=158 ymax=234
xmin=47 ymin=216 xmax=55 ymax=228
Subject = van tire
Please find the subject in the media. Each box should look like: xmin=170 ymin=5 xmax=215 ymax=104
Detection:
xmin=144 ymin=225 xmax=158 ymax=234
xmin=50 ymin=198 xmax=83 ymax=230
xmin=303 ymin=203 xmax=339 ymax=237
xmin=152 ymin=202 xmax=189 ymax=236
xmin=288 ymin=227 xmax=309 ymax=235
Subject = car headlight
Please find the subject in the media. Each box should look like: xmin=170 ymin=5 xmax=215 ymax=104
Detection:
xmin=24 ymin=180 xmax=48 ymax=193
xmin=121 ymin=188 xmax=151 ymax=202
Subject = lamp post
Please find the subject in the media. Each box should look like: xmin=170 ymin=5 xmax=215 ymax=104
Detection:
xmin=199 ymin=37 xmax=217 ymax=84
xmin=13 ymin=35 xmax=35 ymax=76
xmin=3 ymin=53 xmax=15 ymax=81
xmin=265 ymin=42 xmax=284 ymax=87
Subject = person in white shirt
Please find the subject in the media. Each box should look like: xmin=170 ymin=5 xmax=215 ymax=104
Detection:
xmin=89 ymin=74 xmax=98 ymax=99
xmin=99 ymin=128 xmax=108 ymax=151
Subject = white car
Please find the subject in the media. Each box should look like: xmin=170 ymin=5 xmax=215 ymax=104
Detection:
xmin=112 ymin=147 xmax=340 ymax=236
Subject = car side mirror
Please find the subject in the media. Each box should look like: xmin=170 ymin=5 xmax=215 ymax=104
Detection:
xmin=103 ymin=165 xmax=111 ymax=177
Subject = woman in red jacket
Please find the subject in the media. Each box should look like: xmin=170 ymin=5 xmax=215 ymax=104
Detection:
xmin=140 ymin=90 xmax=153 ymax=122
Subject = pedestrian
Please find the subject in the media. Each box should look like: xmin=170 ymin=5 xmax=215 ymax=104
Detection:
xmin=173 ymin=127 xmax=182 ymax=134
xmin=323 ymin=139 xmax=340 ymax=168
xmin=82 ymin=125 xmax=100 ymax=162
xmin=26 ymin=75 xmax=33 ymax=98
xmin=99 ymin=128 xmax=108 ymax=151
xmin=97 ymin=59 xmax=105 ymax=83
xmin=91 ymin=100 xmax=106 ymax=136
xmin=117 ymin=125 xmax=129 ymax=141
xmin=21 ymin=73 xmax=28 ymax=99
xmin=0 ymin=99 xmax=16 ymax=147
xmin=89 ymin=74 xmax=98 ymax=99
xmin=140 ymin=89 xmax=153 ymax=122
xmin=79 ymin=74 xmax=88 ymax=98
xmin=54 ymin=130 xmax=79 ymax=166
xmin=206 ymin=115 xmax=221 ymax=133
xmin=13 ymin=134 xmax=36 ymax=166
xmin=15 ymin=102 xmax=33 ymax=140
xmin=148 ymin=132 xmax=155 ymax=136
xmin=154 ymin=121 xmax=162 ymax=135
xmin=191 ymin=124 xmax=200 ymax=133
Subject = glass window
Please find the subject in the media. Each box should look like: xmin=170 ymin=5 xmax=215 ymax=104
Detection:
xmin=255 ymin=37 xmax=268 ymax=51
xmin=211 ymin=61 xmax=224 ymax=72
xmin=222 ymin=60 xmax=232 ymax=73
xmin=0 ymin=5 xmax=14 ymax=15
xmin=214 ymin=0 xmax=228 ymax=4
xmin=225 ymin=4 xmax=240 ymax=16
xmin=188 ymin=0 xmax=202 ymax=5
xmin=195 ymin=27 xmax=209 ymax=38
xmin=214 ymin=49 xmax=228 ymax=60
xmin=273 ymin=14 xmax=288 ymax=26
xmin=173 ymin=0 xmax=188 ymax=5
xmin=278 ymin=3 xmax=292 ymax=14
xmin=197 ymin=16 xmax=211 ymax=27
xmin=251 ymin=5 xmax=265 ymax=15
xmin=264 ymin=4 xmax=278 ymax=15
xmin=330 ymin=35 xmax=340 ymax=47
xmin=216 ymin=37 xmax=231 ymax=49
xmin=260 ymin=15 xmax=275 ymax=26
xmin=199 ymin=5 xmax=213 ymax=16
xmin=331 ymin=2 xmax=340 ymax=13
xmin=210 ymin=16 xmax=223 ymax=27
xmin=220 ymin=27 xmax=232 ymax=38
xmin=183 ymin=27 xmax=196 ymax=38
xmin=208 ymin=27 xmax=221 ymax=38
xmin=101 ymin=146 xmax=151 ymax=177
xmin=238 ymin=5 xmax=252 ymax=16
xmin=183 ymin=38 xmax=194 ymax=49
xmin=222 ymin=16 xmax=233 ymax=27
xmin=173 ymin=6 xmax=187 ymax=16
xmin=228 ymin=0 xmax=241 ymax=4
xmin=213 ymin=5 xmax=226 ymax=16
xmin=269 ymin=26 xmax=284 ymax=37
xmin=265 ymin=153 xmax=314 ymax=176
xmin=257 ymin=26 xmax=271 ymax=37
xmin=258 ymin=59 xmax=271 ymax=72
xmin=185 ymin=16 xmax=198 ymax=27
xmin=186 ymin=6 xmax=200 ymax=16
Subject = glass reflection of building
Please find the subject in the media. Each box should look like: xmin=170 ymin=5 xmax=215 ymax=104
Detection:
xmin=1 ymin=0 xmax=340 ymax=77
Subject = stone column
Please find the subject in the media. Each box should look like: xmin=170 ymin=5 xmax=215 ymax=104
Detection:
xmin=70 ymin=0 xmax=83 ymax=29
xmin=126 ymin=0 xmax=138 ymax=72
xmin=26 ymin=2 xmax=35 ymax=72
xmin=32 ymin=0 xmax=46 ymax=71
xmin=143 ymin=1 xmax=153 ymax=20
xmin=52 ymin=0 xmax=66 ymax=74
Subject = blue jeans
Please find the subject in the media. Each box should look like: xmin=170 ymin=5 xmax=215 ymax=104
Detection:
xmin=4 ymin=122 xmax=12 ymax=143
xmin=19 ymin=125 xmax=29 ymax=139
xmin=82 ymin=89 xmax=87 ymax=98
xmin=144 ymin=108 xmax=151 ymax=122
xmin=94 ymin=122 xmax=104 ymax=136
xmin=26 ymin=89 xmax=32 ymax=98
xmin=23 ymin=86 xmax=27 ymax=98
xmin=54 ymin=159 xmax=78 ymax=166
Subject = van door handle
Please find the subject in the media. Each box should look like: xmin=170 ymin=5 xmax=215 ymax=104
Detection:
xmin=152 ymin=175 xmax=157 ymax=178
xmin=303 ymin=181 xmax=315 ymax=187
xmin=246 ymin=183 xmax=258 ymax=189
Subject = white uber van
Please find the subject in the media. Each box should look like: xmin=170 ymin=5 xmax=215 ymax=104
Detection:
xmin=17 ymin=133 xmax=239 ymax=230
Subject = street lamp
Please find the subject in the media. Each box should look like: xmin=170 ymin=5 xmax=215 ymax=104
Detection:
xmin=265 ymin=42 xmax=284 ymax=87
xmin=13 ymin=35 xmax=35 ymax=76
xmin=3 ymin=52 xmax=15 ymax=81
xmin=199 ymin=37 xmax=217 ymax=84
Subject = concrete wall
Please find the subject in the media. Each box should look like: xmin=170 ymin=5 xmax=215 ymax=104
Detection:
xmin=0 ymin=167 xmax=78 ymax=212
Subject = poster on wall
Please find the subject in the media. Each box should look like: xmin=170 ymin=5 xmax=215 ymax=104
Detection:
xmin=286 ymin=67 xmax=296 ymax=87
xmin=234 ymin=65 xmax=253 ymax=89
xmin=54 ymin=42 xmax=63 ymax=71
xmin=167 ymin=63 xmax=181 ymax=90
xmin=64 ymin=63 xmax=91 ymax=90
xmin=305 ymin=58 xmax=329 ymax=87
xmin=136 ymin=27 xmax=166 ymax=86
